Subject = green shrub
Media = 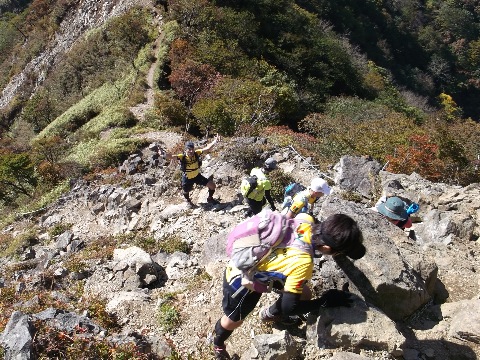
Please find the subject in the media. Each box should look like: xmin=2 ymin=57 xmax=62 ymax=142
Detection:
xmin=0 ymin=229 xmax=37 ymax=258
xmin=186 ymin=269 xmax=212 ymax=292
xmin=78 ymin=235 xmax=117 ymax=262
xmin=339 ymin=190 xmax=364 ymax=203
xmin=158 ymin=235 xmax=190 ymax=254
xmin=29 ymin=180 xmax=71 ymax=211
xmin=0 ymin=152 xmax=37 ymax=205
xmin=0 ymin=233 xmax=14 ymax=257
xmin=90 ymin=138 xmax=145 ymax=170
xmin=298 ymin=97 xmax=418 ymax=165
xmin=21 ymin=88 xmax=58 ymax=133
xmin=220 ymin=142 xmax=265 ymax=172
xmin=81 ymin=297 xmax=120 ymax=331
xmin=157 ymin=299 xmax=181 ymax=333
xmin=48 ymin=223 xmax=73 ymax=238
xmin=114 ymin=232 xmax=158 ymax=254
xmin=63 ymin=255 xmax=89 ymax=274
xmin=32 ymin=322 xmax=149 ymax=359
xmin=267 ymin=170 xmax=296 ymax=202
xmin=191 ymin=77 xmax=281 ymax=135
xmin=149 ymin=91 xmax=188 ymax=128
xmin=126 ymin=78 xmax=148 ymax=107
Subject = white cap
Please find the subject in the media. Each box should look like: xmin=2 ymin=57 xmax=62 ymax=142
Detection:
xmin=310 ymin=177 xmax=332 ymax=195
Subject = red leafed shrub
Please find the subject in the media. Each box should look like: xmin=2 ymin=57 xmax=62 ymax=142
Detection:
xmin=37 ymin=160 xmax=64 ymax=185
xmin=386 ymin=134 xmax=445 ymax=181
xmin=264 ymin=125 xmax=325 ymax=167
xmin=168 ymin=60 xmax=219 ymax=107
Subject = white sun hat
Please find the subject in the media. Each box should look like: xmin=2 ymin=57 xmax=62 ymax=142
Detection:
xmin=310 ymin=177 xmax=332 ymax=195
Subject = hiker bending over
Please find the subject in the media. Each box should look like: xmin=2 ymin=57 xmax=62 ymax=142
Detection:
xmin=375 ymin=196 xmax=414 ymax=230
xmin=284 ymin=177 xmax=332 ymax=219
xmin=212 ymin=213 xmax=365 ymax=359
xmin=241 ymin=158 xmax=277 ymax=216
xmin=161 ymin=135 xmax=220 ymax=207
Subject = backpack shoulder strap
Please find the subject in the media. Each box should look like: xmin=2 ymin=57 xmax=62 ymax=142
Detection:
xmin=245 ymin=175 xmax=258 ymax=197
xmin=179 ymin=152 xmax=187 ymax=172
xmin=180 ymin=151 xmax=201 ymax=173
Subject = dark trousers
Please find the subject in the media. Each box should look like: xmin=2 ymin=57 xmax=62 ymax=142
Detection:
xmin=246 ymin=197 xmax=266 ymax=215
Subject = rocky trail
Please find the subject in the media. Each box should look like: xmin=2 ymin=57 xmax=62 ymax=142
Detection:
xmin=1 ymin=148 xmax=480 ymax=360
xmin=1 ymin=2 xmax=480 ymax=359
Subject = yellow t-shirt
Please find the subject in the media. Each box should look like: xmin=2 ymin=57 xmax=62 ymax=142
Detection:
xmin=177 ymin=150 xmax=203 ymax=179
xmin=241 ymin=168 xmax=272 ymax=201
xmin=289 ymin=189 xmax=316 ymax=215
xmin=226 ymin=223 xmax=314 ymax=294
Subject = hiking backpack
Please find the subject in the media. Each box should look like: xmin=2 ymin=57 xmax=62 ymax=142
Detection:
xmin=225 ymin=209 xmax=313 ymax=297
xmin=240 ymin=175 xmax=258 ymax=198
xmin=281 ymin=182 xmax=307 ymax=211
xmin=179 ymin=152 xmax=202 ymax=173
xmin=226 ymin=209 xmax=288 ymax=272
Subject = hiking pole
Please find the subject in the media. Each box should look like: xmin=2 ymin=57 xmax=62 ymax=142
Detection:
xmin=286 ymin=145 xmax=335 ymax=182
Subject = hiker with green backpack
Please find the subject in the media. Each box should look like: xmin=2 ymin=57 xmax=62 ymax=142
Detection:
xmin=240 ymin=158 xmax=277 ymax=216
xmin=161 ymin=135 xmax=220 ymax=208
xmin=212 ymin=210 xmax=366 ymax=360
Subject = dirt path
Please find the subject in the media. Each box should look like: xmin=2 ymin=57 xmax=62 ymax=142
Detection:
xmin=127 ymin=10 xmax=184 ymax=150
xmin=129 ymin=9 xmax=164 ymax=122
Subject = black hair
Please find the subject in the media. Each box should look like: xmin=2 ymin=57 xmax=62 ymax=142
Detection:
xmin=311 ymin=214 xmax=365 ymax=259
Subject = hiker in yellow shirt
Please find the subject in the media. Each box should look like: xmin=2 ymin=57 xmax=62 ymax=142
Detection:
xmin=162 ymin=135 xmax=220 ymax=207
xmin=212 ymin=213 xmax=365 ymax=360
xmin=241 ymin=158 xmax=277 ymax=216
xmin=284 ymin=177 xmax=332 ymax=219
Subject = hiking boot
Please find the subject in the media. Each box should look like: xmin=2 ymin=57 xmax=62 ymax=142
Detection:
xmin=185 ymin=199 xmax=196 ymax=208
xmin=260 ymin=307 xmax=302 ymax=326
xmin=207 ymin=197 xmax=220 ymax=205
xmin=260 ymin=307 xmax=277 ymax=322
xmin=213 ymin=345 xmax=231 ymax=360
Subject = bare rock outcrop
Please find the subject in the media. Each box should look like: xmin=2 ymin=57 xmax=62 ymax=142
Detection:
xmin=1 ymin=0 xmax=151 ymax=109
xmin=2 ymin=146 xmax=480 ymax=359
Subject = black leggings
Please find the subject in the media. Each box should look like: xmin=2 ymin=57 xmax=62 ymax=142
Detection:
xmin=246 ymin=197 xmax=266 ymax=215
xmin=269 ymin=292 xmax=328 ymax=316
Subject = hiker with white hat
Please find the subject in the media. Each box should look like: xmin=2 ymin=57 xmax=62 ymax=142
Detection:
xmin=284 ymin=177 xmax=332 ymax=219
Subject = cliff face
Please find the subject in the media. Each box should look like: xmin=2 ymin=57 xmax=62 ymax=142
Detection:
xmin=0 ymin=0 xmax=151 ymax=109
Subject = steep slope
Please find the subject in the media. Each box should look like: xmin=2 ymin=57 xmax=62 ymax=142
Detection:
xmin=0 ymin=0 xmax=153 ymax=109
xmin=1 ymin=142 xmax=480 ymax=359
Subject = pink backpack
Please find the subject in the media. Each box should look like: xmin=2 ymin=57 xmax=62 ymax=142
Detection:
xmin=226 ymin=210 xmax=314 ymax=297
xmin=226 ymin=209 xmax=290 ymax=272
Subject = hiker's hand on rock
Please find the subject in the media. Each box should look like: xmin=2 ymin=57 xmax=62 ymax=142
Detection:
xmin=318 ymin=289 xmax=353 ymax=308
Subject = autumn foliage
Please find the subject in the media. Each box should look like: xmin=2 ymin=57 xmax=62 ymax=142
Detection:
xmin=386 ymin=134 xmax=444 ymax=181
xmin=168 ymin=59 xmax=219 ymax=107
